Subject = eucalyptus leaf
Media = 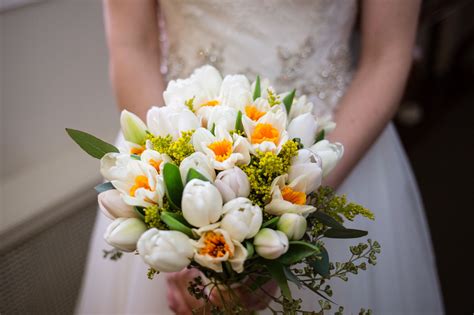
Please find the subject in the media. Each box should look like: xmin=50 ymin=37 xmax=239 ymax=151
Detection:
xmin=66 ymin=128 xmax=119 ymax=159
xmin=161 ymin=212 xmax=193 ymax=238
xmin=133 ymin=206 xmax=145 ymax=220
xmin=311 ymin=246 xmax=330 ymax=278
xmin=277 ymin=241 xmax=320 ymax=265
xmin=253 ymin=75 xmax=261 ymax=100
xmin=283 ymin=266 xmax=302 ymax=289
xmin=261 ymin=216 xmax=279 ymax=228
xmin=266 ymin=261 xmax=291 ymax=299
xmin=94 ymin=182 xmax=115 ymax=194
xmin=310 ymin=211 xmax=345 ymax=229
xmin=186 ymin=168 xmax=210 ymax=183
xmin=324 ymin=228 xmax=368 ymax=239
xmin=163 ymin=163 xmax=184 ymax=209
xmin=315 ymin=129 xmax=325 ymax=143
xmin=235 ymin=110 xmax=244 ymax=133
xmin=283 ymin=89 xmax=296 ymax=114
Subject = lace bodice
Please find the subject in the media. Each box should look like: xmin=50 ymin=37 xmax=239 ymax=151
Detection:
xmin=160 ymin=0 xmax=357 ymax=111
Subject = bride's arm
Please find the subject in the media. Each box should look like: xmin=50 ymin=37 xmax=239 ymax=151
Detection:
xmin=325 ymin=0 xmax=421 ymax=188
xmin=103 ymin=0 xmax=165 ymax=120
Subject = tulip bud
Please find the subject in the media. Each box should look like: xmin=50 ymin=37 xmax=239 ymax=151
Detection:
xmin=253 ymin=228 xmax=289 ymax=259
xmin=182 ymin=179 xmax=223 ymax=227
xmin=277 ymin=213 xmax=307 ymax=240
xmin=310 ymin=140 xmax=344 ymax=177
xmin=137 ymin=229 xmax=194 ymax=272
xmin=120 ymin=110 xmax=147 ymax=145
xmin=207 ymin=106 xmax=238 ymax=132
xmin=98 ymin=189 xmax=137 ymax=219
xmin=220 ymin=198 xmax=262 ymax=242
xmin=214 ymin=167 xmax=250 ymax=203
xmin=180 ymin=152 xmax=216 ymax=182
xmin=104 ymin=218 xmax=147 ymax=252
xmin=287 ymin=113 xmax=318 ymax=148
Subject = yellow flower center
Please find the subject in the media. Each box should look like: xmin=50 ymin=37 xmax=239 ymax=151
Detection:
xmin=199 ymin=231 xmax=232 ymax=258
xmin=245 ymin=105 xmax=266 ymax=121
xmin=281 ymin=186 xmax=306 ymax=205
xmin=129 ymin=175 xmax=152 ymax=197
xmin=201 ymin=99 xmax=220 ymax=107
xmin=130 ymin=146 xmax=145 ymax=155
xmin=208 ymin=139 xmax=233 ymax=162
xmin=251 ymin=123 xmax=280 ymax=145
xmin=149 ymin=159 xmax=162 ymax=173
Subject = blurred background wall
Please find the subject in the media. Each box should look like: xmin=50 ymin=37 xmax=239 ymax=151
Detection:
xmin=0 ymin=0 xmax=472 ymax=314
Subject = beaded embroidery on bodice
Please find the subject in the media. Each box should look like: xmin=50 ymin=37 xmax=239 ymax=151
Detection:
xmin=160 ymin=0 xmax=357 ymax=111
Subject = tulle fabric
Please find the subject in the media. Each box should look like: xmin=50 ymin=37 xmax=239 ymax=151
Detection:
xmin=76 ymin=124 xmax=443 ymax=314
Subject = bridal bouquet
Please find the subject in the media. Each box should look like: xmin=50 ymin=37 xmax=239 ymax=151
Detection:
xmin=67 ymin=65 xmax=379 ymax=314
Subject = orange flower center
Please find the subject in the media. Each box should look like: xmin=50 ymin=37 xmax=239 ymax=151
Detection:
xmin=251 ymin=123 xmax=280 ymax=145
xmin=199 ymin=231 xmax=232 ymax=258
xmin=281 ymin=186 xmax=307 ymax=205
xmin=149 ymin=159 xmax=162 ymax=173
xmin=130 ymin=146 xmax=145 ymax=155
xmin=201 ymin=99 xmax=220 ymax=107
xmin=129 ymin=175 xmax=152 ymax=197
xmin=245 ymin=105 xmax=266 ymax=121
xmin=208 ymin=140 xmax=233 ymax=162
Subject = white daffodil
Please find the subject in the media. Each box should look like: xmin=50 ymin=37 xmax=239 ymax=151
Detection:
xmin=220 ymin=198 xmax=262 ymax=242
xmin=100 ymin=152 xmax=132 ymax=181
xmin=265 ymin=174 xmax=315 ymax=216
xmin=310 ymin=140 xmax=344 ymax=177
xmin=192 ymin=223 xmax=248 ymax=273
xmin=179 ymin=152 xmax=216 ymax=182
xmin=277 ymin=213 xmax=307 ymax=241
xmin=104 ymin=217 xmax=147 ymax=252
xmin=253 ymin=228 xmax=289 ymax=260
xmin=287 ymin=113 xmax=318 ymax=148
xmin=288 ymin=149 xmax=323 ymax=194
xmin=181 ymin=179 xmax=223 ymax=227
xmin=137 ymin=229 xmax=194 ymax=272
xmin=242 ymin=110 xmax=288 ymax=153
xmin=192 ymin=126 xmax=251 ymax=170
xmin=111 ymin=160 xmax=164 ymax=208
xmin=146 ymin=105 xmax=200 ymax=140
xmin=140 ymin=149 xmax=172 ymax=176
xmin=214 ymin=167 xmax=250 ymax=203
xmin=120 ymin=110 xmax=147 ymax=145
xmin=98 ymin=189 xmax=138 ymax=219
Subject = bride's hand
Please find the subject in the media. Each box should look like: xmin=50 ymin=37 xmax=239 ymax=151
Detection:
xmin=166 ymin=268 xmax=278 ymax=314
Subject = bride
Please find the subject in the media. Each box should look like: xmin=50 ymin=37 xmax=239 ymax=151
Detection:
xmin=77 ymin=0 xmax=444 ymax=314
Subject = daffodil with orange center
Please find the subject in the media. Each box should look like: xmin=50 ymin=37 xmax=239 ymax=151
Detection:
xmin=242 ymin=109 xmax=289 ymax=153
xmin=265 ymin=174 xmax=315 ymax=216
xmin=192 ymin=223 xmax=248 ymax=273
xmin=192 ymin=126 xmax=251 ymax=170
xmin=140 ymin=150 xmax=172 ymax=175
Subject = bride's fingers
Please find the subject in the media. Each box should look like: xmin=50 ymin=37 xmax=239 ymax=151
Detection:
xmin=166 ymin=269 xmax=208 ymax=314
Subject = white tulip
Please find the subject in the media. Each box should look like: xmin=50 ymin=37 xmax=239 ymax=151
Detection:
xmin=220 ymin=198 xmax=262 ymax=242
xmin=100 ymin=152 xmax=131 ymax=181
xmin=277 ymin=213 xmax=307 ymax=241
xmin=104 ymin=218 xmax=147 ymax=252
xmin=182 ymin=179 xmax=223 ymax=227
xmin=98 ymin=189 xmax=137 ymax=219
xmin=179 ymin=152 xmax=216 ymax=182
xmin=288 ymin=149 xmax=323 ymax=194
xmin=206 ymin=106 xmax=238 ymax=132
xmin=120 ymin=110 xmax=147 ymax=145
xmin=253 ymin=228 xmax=289 ymax=259
xmin=214 ymin=167 xmax=250 ymax=203
xmin=310 ymin=140 xmax=344 ymax=177
xmin=146 ymin=105 xmax=200 ymax=140
xmin=137 ymin=229 xmax=194 ymax=272
xmin=287 ymin=113 xmax=318 ymax=148
xmin=192 ymin=224 xmax=248 ymax=273
xmin=288 ymin=95 xmax=314 ymax=120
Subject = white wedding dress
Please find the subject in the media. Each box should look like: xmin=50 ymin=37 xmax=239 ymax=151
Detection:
xmin=77 ymin=1 xmax=444 ymax=314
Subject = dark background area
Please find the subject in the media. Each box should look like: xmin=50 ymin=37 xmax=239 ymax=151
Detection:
xmin=395 ymin=0 xmax=474 ymax=313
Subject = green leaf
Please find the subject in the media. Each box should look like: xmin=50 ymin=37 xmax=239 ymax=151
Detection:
xmin=130 ymin=154 xmax=141 ymax=160
xmin=133 ymin=206 xmax=145 ymax=220
xmin=283 ymin=266 xmax=302 ymax=289
xmin=249 ymin=274 xmax=272 ymax=292
xmin=94 ymin=182 xmax=115 ymax=193
xmin=324 ymin=228 xmax=368 ymax=239
xmin=235 ymin=110 xmax=244 ymax=133
xmin=311 ymin=246 xmax=330 ymax=278
xmin=245 ymin=241 xmax=255 ymax=258
xmin=253 ymin=75 xmax=261 ymax=100
xmin=261 ymin=216 xmax=279 ymax=228
xmin=277 ymin=241 xmax=320 ymax=265
xmin=266 ymin=261 xmax=291 ymax=299
xmin=310 ymin=211 xmax=345 ymax=229
xmin=315 ymin=129 xmax=325 ymax=143
xmin=66 ymin=128 xmax=119 ymax=159
xmin=186 ymin=168 xmax=210 ymax=183
xmin=161 ymin=212 xmax=193 ymax=238
xmin=283 ymin=89 xmax=296 ymax=114
xmin=163 ymin=163 xmax=184 ymax=209
xmin=210 ymin=122 xmax=216 ymax=135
